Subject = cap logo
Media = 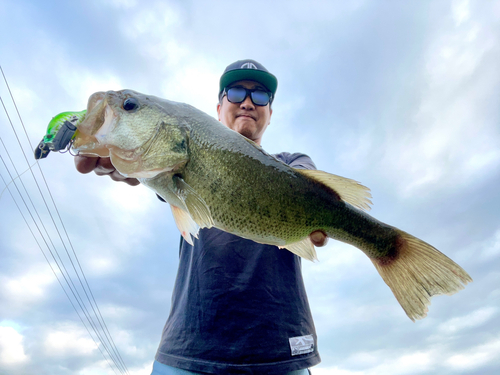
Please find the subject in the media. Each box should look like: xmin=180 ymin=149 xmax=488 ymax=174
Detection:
xmin=240 ymin=62 xmax=257 ymax=70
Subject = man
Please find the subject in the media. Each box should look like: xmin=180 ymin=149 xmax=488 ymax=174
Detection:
xmin=75 ymin=59 xmax=326 ymax=374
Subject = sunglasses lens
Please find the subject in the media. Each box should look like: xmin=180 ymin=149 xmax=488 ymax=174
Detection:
xmin=226 ymin=87 xmax=247 ymax=103
xmin=251 ymin=90 xmax=270 ymax=106
xmin=225 ymin=87 xmax=271 ymax=106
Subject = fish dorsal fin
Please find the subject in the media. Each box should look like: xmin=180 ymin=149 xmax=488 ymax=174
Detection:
xmin=295 ymin=169 xmax=373 ymax=211
xmin=173 ymin=175 xmax=214 ymax=229
xmin=280 ymin=237 xmax=318 ymax=262
xmin=170 ymin=204 xmax=199 ymax=245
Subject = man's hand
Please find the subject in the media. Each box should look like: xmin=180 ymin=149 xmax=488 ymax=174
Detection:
xmin=74 ymin=155 xmax=140 ymax=186
xmin=309 ymin=230 xmax=328 ymax=247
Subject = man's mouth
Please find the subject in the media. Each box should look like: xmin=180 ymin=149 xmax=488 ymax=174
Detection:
xmin=236 ymin=113 xmax=256 ymax=120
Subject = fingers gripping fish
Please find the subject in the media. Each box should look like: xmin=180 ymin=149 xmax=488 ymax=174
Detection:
xmin=40 ymin=90 xmax=472 ymax=321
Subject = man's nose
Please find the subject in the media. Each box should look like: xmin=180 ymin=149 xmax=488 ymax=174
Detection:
xmin=239 ymin=95 xmax=255 ymax=110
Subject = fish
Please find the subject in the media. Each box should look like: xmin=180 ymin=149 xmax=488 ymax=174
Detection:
xmin=70 ymin=89 xmax=472 ymax=321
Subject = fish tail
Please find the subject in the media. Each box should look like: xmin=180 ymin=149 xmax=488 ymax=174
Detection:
xmin=370 ymin=229 xmax=472 ymax=321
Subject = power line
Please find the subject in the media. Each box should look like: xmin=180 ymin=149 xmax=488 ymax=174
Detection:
xmin=0 ymin=165 xmax=121 ymax=375
xmin=0 ymin=103 xmax=126 ymax=375
xmin=0 ymin=65 xmax=130 ymax=375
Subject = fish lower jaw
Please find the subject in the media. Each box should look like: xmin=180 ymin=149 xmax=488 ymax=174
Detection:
xmin=72 ymin=133 xmax=110 ymax=157
xmin=108 ymin=150 xmax=175 ymax=179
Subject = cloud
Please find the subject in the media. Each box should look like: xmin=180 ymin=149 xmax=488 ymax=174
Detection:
xmin=86 ymin=255 xmax=119 ymax=276
xmin=0 ymin=326 xmax=29 ymax=365
xmin=437 ymin=307 xmax=498 ymax=334
xmin=43 ymin=324 xmax=97 ymax=357
xmin=380 ymin=0 xmax=500 ymax=198
xmin=446 ymin=338 xmax=500 ymax=371
xmin=2 ymin=269 xmax=55 ymax=306
xmin=1 ymin=1 xmax=499 ymax=374
xmin=479 ymin=229 xmax=500 ymax=260
xmin=318 ymin=339 xmax=500 ymax=375
xmin=104 ymin=0 xmax=137 ymax=9
xmin=452 ymin=0 xmax=470 ymax=26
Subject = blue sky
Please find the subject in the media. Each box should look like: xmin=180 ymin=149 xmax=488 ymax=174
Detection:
xmin=1 ymin=0 xmax=499 ymax=374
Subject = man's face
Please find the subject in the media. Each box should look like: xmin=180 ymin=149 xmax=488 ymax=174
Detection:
xmin=217 ymin=80 xmax=273 ymax=145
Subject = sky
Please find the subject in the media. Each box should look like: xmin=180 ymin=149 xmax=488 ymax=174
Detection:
xmin=0 ymin=0 xmax=499 ymax=374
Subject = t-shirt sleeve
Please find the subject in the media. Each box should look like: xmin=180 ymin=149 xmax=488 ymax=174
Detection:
xmin=274 ymin=151 xmax=317 ymax=170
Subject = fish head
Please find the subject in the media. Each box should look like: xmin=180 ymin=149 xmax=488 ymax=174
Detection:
xmin=73 ymin=90 xmax=189 ymax=179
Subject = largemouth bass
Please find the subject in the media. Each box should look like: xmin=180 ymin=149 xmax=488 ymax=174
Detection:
xmin=71 ymin=89 xmax=472 ymax=321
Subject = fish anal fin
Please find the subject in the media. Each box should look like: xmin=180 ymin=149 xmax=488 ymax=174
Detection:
xmin=173 ymin=175 xmax=214 ymax=229
xmin=280 ymin=237 xmax=318 ymax=262
xmin=170 ymin=204 xmax=199 ymax=245
xmin=296 ymin=169 xmax=373 ymax=211
xmin=371 ymin=230 xmax=473 ymax=321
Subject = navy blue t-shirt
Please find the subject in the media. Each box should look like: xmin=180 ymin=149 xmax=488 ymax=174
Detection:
xmin=155 ymin=152 xmax=321 ymax=374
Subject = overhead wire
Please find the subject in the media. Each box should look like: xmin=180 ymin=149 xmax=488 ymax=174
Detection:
xmin=1 ymin=65 xmax=130 ymax=375
xmin=0 ymin=65 xmax=130 ymax=375
xmin=0 ymin=163 xmax=120 ymax=375
xmin=0 ymin=92 xmax=126 ymax=375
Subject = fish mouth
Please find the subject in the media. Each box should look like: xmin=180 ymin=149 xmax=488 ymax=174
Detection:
xmin=73 ymin=95 xmax=141 ymax=163
xmin=73 ymin=91 xmax=138 ymax=161
xmin=71 ymin=90 xmax=172 ymax=178
xmin=72 ymin=91 xmax=115 ymax=157
xmin=94 ymin=106 xmax=118 ymax=144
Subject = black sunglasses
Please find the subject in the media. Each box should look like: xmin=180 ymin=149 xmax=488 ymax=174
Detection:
xmin=221 ymin=86 xmax=273 ymax=106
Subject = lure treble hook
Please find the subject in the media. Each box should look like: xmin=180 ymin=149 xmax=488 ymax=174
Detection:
xmin=34 ymin=110 xmax=86 ymax=160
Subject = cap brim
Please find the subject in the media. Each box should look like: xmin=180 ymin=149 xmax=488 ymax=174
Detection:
xmin=220 ymin=70 xmax=278 ymax=95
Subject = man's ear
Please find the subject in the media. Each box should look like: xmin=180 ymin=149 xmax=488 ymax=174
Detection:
xmin=217 ymin=102 xmax=222 ymax=121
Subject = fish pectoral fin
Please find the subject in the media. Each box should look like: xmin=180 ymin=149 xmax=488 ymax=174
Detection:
xmin=280 ymin=237 xmax=318 ymax=262
xmin=295 ymin=169 xmax=373 ymax=211
xmin=170 ymin=204 xmax=199 ymax=245
xmin=173 ymin=175 xmax=214 ymax=229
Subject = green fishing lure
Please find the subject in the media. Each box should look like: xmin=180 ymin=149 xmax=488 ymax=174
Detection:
xmin=34 ymin=110 xmax=86 ymax=159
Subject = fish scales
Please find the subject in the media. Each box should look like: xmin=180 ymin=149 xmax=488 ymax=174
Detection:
xmin=185 ymin=130 xmax=337 ymax=244
xmin=185 ymin=131 xmax=397 ymax=256
xmin=71 ymin=89 xmax=472 ymax=321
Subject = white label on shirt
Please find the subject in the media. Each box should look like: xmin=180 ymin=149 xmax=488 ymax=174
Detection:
xmin=289 ymin=334 xmax=314 ymax=356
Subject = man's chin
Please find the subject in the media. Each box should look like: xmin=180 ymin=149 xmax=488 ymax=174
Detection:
xmin=233 ymin=123 xmax=256 ymax=140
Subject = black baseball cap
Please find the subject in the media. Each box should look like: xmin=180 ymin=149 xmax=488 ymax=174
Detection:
xmin=219 ymin=59 xmax=278 ymax=98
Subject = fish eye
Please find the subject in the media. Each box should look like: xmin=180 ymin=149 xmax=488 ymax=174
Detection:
xmin=123 ymin=97 xmax=139 ymax=111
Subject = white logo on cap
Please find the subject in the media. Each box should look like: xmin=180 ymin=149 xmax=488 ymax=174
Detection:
xmin=241 ymin=62 xmax=258 ymax=70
